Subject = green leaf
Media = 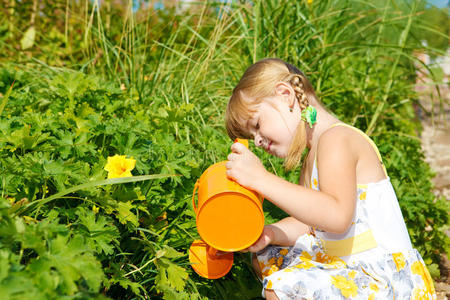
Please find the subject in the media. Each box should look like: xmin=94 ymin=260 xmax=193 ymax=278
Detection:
xmin=162 ymin=245 xmax=183 ymax=259
xmin=0 ymin=81 xmax=14 ymax=116
xmin=116 ymin=278 xmax=143 ymax=295
xmin=166 ymin=262 xmax=188 ymax=291
xmin=427 ymin=263 xmax=440 ymax=279
xmin=155 ymin=258 xmax=188 ymax=293
xmin=20 ymin=26 xmax=36 ymax=50
xmin=0 ymin=250 xmax=9 ymax=282
xmin=76 ymin=207 xmax=119 ymax=255
xmin=116 ymin=201 xmax=139 ymax=227
xmin=41 ymin=234 xmax=104 ymax=294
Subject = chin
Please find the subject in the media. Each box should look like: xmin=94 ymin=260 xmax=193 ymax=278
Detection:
xmin=280 ymin=148 xmax=291 ymax=158
xmin=273 ymin=149 xmax=287 ymax=158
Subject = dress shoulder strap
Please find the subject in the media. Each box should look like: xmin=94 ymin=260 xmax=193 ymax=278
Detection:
xmin=329 ymin=123 xmax=388 ymax=177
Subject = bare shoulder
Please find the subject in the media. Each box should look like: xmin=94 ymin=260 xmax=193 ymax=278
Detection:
xmin=317 ymin=124 xmax=359 ymax=159
xmin=317 ymin=124 xmax=387 ymax=183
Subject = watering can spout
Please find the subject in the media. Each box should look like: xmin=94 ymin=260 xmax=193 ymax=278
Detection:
xmin=189 ymin=139 xmax=265 ymax=279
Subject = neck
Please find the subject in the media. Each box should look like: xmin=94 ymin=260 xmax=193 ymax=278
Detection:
xmin=305 ymin=105 xmax=340 ymax=150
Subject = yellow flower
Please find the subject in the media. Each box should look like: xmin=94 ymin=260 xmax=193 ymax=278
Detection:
xmin=412 ymin=287 xmax=429 ymax=300
xmin=392 ymin=252 xmax=406 ymax=271
xmin=331 ymin=275 xmax=358 ymax=298
xmin=263 ymin=264 xmax=280 ymax=277
xmin=370 ymin=283 xmax=379 ymax=292
xmin=295 ymin=257 xmax=315 ymax=270
xmin=349 ymin=270 xmax=357 ymax=279
xmin=307 ymin=0 xmax=313 ymax=4
xmin=279 ymin=248 xmax=289 ymax=256
xmin=359 ymin=191 xmax=366 ymax=200
xmin=300 ymin=251 xmax=312 ymax=260
xmin=92 ymin=205 xmax=99 ymax=214
xmin=313 ymin=178 xmax=318 ymax=187
xmin=315 ymin=252 xmax=346 ymax=268
xmin=411 ymin=261 xmax=435 ymax=297
xmin=411 ymin=261 xmax=424 ymax=276
xmin=315 ymin=252 xmax=330 ymax=263
xmin=104 ymin=155 xmax=136 ymax=179
xmin=276 ymin=256 xmax=284 ymax=267
xmin=268 ymin=257 xmax=276 ymax=266
xmin=266 ymin=280 xmax=273 ymax=289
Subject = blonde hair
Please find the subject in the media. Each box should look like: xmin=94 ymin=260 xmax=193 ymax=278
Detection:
xmin=225 ymin=58 xmax=320 ymax=170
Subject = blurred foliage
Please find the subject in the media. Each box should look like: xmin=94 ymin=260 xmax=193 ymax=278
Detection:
xmin=415 ymin=3 xmax=450 ymax=55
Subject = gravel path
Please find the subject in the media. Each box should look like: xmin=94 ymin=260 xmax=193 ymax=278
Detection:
xmin=416 ymin=51 xmax=449 ymax=300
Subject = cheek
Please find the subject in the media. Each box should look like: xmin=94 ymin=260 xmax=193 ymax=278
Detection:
xmin=276 ymin=113 xmax=298 ymax=139
xmin=287 ymin=116 xmax=301 ymax=135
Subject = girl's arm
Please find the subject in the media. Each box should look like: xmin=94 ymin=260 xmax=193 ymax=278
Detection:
xmin=227 ymin=129 xmax=358 ymax=234
xmin=245 ymin=217 xmax=310 ymax=252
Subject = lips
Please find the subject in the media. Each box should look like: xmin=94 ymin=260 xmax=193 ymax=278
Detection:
xmin=267 ymin=141 xmax=272 ymax=152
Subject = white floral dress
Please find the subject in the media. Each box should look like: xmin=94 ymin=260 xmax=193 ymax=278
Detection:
xmin=256 ymin=123 xmax=436 ymax=299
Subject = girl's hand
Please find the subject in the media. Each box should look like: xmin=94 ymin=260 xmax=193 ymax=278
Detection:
xmin=225 ymin=142 xmax=267 ymax=190
xmin=241 ymin=225 xmax=275 ymax=253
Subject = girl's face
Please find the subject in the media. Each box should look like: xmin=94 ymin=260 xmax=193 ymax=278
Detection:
xmin=246 ymin=86 xmax=301 ymax=158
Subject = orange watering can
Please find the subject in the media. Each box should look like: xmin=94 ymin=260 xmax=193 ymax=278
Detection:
xmin=188 ymin=139 xmax=265 ymax=279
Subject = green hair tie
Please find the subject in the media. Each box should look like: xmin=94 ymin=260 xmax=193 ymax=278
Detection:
xmin=301 ymin=106 xmax=317 ymax=128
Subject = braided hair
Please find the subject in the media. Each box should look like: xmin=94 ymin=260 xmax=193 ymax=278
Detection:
xmin=283 ymin=63 xmax=316 ymax=169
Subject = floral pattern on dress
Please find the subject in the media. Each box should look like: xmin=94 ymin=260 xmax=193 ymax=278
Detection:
xmin=257 ymin=234 xmax=436 ymax=299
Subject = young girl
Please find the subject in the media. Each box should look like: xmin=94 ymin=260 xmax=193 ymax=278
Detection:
xmin=225 ymin=58 xmax=436 ymax=300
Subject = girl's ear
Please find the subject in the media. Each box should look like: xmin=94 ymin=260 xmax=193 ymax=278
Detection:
xmin=274 ymin=82 xmax=295 ymax=106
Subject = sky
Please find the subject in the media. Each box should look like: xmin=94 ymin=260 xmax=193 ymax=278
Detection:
xmin=105 ymin=0 xmax=449 ymax=11
xmin=426 ymin=0 xmax=449 ymax=7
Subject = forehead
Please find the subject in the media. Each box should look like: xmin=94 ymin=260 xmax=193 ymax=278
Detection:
xmin=226 ymin=91 xmax=260 ymax=139
xmin=239 ymin=92 xmax=280 ymax=119
xmin=238 ymin=103 xmax=259 ymax=130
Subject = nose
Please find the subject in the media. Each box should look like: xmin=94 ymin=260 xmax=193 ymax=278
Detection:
xmin=254 ymin=134 xmax=263 ymax=147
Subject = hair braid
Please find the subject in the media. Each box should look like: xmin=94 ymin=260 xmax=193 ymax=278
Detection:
xmin=288 ymin=74 xmax=309 ymax=110
xmin=283 ymin=73 xmax=309 ymax=170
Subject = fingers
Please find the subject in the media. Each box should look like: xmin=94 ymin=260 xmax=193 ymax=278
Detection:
xmin=239 ymin=229 xmax=273 ymax=253
xmin=226 ymin=153 xmax=239 ymax=177
xmin=227 ymin=153 xmax=238 ymax=161
xmin=226 ymin=152 xmax=244 ymax=180
xmin=225 ymin=161 xmax=235 ymax=180
xmin=239 ymin=246 xmax=256 ymax=253
xmin=247 ymin=243 xmax=263 ymax=253
xmin=230 ymin=142 xmax=246 ymax=154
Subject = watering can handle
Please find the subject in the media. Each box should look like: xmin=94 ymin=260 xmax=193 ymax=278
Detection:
xmin=192 ymin=180 xmax=200 ymax=213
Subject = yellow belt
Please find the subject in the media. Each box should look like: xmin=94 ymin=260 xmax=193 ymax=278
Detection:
xmin=321 ymin=230 xmax=378 ymax=257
